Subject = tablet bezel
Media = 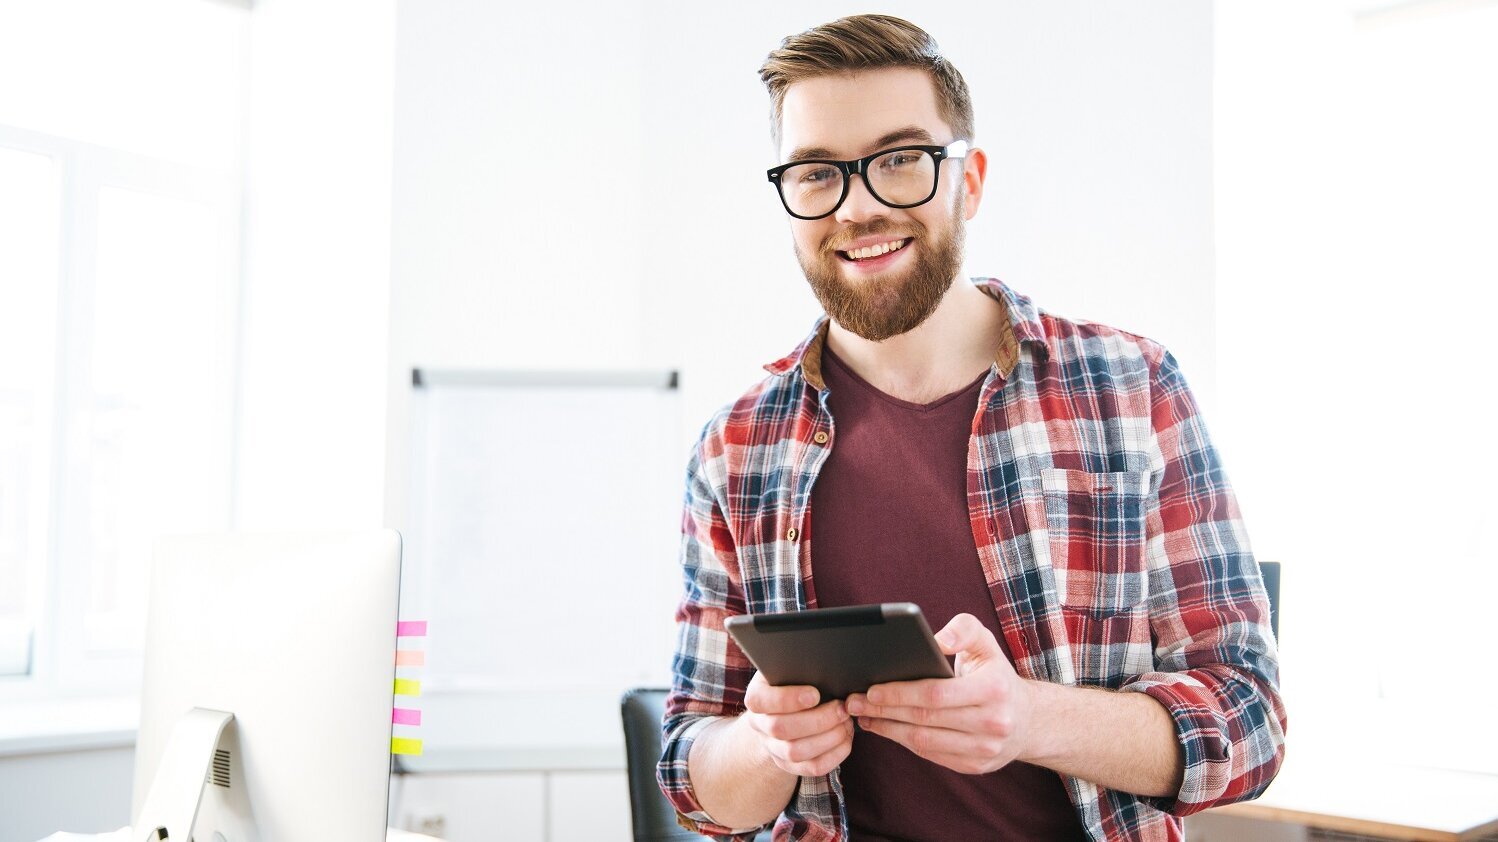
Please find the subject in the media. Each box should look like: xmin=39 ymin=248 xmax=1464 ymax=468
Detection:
xmin=724 ymin=602 xmax=953 ymax=702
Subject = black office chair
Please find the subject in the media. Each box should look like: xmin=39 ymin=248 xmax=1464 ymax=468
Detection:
xmin=621 ymin=688 xmax=711 ymax=842
xmin=1259 ymin=560 xmax=1281 ymax=642
xmin=620 ymin=688 xmax=773 ymax=842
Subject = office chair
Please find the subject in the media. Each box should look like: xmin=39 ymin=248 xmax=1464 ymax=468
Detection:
xmin=621 ymin=688 xmax=711 ymax=842
xmin=620 ymin=688 xmax=773 ymax=842
xmin=1259 ymin=560 xmax=1281 ymax=642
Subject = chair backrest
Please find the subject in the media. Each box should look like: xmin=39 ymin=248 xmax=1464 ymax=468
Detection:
xmin=1259 ymin=560 xmax=1281 ymax=642
xmin=621 ymin=688 xmax=704 ymax=842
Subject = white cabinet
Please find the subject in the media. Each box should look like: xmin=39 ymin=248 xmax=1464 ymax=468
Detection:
xmin=391 ymin=769 xmax=632 ymax=842
xmin=549 ymin=771 xmax=631 ymax=842
xmin=393 ymin=773 xmax=546 ymax=841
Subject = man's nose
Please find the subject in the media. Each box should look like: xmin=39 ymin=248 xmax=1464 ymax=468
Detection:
xmin=834 ymin=173 xmax=887 ymax=224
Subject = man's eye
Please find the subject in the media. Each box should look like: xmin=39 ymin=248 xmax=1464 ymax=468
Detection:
xmin=799 ymin=166 xmax=838 ymax=185
xmin=880 ymin=152 xmax=922 ymax=170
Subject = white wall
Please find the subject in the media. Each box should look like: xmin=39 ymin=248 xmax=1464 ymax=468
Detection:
xmin=3 ymin=1 xmax=1217 ymax=838
xmin=382 ymin=3 xmax=1214 ymax=832
xmin=0 ymin=746 xmax=134 ymax=841
xmin=646 ymin=0 xmax=1217 ymax=430
xmin=386 ymin=0 xmax=1218 ymax=530
xmin=234 ymin=0 xmax=396 ymax=530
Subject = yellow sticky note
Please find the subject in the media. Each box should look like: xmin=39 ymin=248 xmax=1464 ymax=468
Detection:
xmin=391 ymin=737 xmax=423 ymax=756
xmin=393 ymin=678 xmax=421 ymax=697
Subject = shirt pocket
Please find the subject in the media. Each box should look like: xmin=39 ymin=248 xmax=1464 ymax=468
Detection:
xmin=1040 ymin=468 xmax=1151 ymax=615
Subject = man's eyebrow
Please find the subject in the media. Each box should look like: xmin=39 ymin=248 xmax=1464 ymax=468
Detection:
xmin=869 ymin=126 xmax=935 ymax=151
xmin=784 ymin=126 xmax=938 ymax=164
xmin=786 ymin=146 xmax=837 ymax=163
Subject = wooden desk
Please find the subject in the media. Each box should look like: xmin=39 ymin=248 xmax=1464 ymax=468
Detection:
xmin=1213 ymin=751 xmax=1498 ymax=841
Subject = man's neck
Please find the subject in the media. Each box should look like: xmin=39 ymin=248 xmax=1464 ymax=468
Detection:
xmin=825 ymin=277 xmax=1005 ymax=405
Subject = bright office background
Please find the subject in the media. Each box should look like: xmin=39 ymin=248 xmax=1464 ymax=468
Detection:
xmin=0 ymin=0 xmax=1495 ymax=837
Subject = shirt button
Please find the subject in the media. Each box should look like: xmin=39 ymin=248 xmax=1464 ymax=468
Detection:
xmin=787 ymin=527 xmax=799 ymax=541
xmin=813 ymin=431 xmax=829 ymax=445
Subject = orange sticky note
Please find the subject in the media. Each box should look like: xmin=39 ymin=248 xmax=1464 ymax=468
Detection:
xmin=391 ymin=737 xmax=423 ymax=756
xmin=395 ymin=650 xmax=425 ymax=667
xmin=393 ymin=678 xmax=421 ymax=697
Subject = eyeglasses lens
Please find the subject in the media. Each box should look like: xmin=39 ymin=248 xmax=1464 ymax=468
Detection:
xmin=780 ymin=149 xmax=938 ymax=218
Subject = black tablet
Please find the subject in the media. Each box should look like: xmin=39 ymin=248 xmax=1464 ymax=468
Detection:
xmin=724 ymin=603 xmax=953 ymax=702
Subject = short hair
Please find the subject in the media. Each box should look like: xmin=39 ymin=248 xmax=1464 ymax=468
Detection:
xmin=759 ymin=14 xmax=975 ymax=150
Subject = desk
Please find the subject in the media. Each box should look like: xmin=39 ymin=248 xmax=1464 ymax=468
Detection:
xmin=1213 ymin=751 xmax=1498 ymax=841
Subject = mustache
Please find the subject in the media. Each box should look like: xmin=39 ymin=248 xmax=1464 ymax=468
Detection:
xmin=820 ymin=219 xmax=924 ymax=256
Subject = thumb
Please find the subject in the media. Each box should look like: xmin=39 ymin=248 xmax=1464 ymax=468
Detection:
xmin=935 ymin=613 xmax=1002 ymax=662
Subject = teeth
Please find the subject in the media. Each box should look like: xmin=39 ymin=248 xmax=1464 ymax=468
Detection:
xmin=846 ymin=239 xmax=907 ymax=260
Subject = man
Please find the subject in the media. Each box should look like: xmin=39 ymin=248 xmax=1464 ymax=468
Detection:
xmin=658 ymin=14 xmax=1285 ymax=842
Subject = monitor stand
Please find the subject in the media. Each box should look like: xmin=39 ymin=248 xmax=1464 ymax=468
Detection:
xmin=135 ymin=708 xmax=235 ymax=841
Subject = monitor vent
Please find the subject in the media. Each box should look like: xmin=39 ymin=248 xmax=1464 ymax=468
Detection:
xmin=210 ymin=749 xmax=231 ymax=788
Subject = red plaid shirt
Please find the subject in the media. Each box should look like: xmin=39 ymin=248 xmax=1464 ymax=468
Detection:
xmin=658 ymin=278 xmax=1286 ymax=841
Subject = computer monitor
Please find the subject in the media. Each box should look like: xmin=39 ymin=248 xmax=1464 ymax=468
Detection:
xmin=132 ymin=530 xmax=403 ymax=841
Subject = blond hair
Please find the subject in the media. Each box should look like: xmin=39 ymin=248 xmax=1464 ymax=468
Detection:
xmin=759 ymin=14 xmax=974 ymax=148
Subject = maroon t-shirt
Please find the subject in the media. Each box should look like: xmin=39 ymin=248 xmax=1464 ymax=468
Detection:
xmin=810 ymin=345 xmax=1088 ymax=842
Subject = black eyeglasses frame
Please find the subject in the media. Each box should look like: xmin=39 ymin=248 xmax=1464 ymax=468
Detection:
xmin=766 ymin=139 xmax=970 ymax=221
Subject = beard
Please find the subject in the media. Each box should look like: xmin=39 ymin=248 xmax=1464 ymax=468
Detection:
xmin=795 ymin=195 xmax=966 ymax=342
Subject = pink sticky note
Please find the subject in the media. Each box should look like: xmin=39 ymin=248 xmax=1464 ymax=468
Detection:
xmin=396 ymin=621 xmax=427 ymax=637
xmin=393 ymin=708 xmax=422 ymax=726
xmin=395 ymin=650 xmax=425 ymax=667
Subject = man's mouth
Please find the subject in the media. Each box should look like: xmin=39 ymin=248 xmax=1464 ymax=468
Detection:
xmin=837 ymin=237 xmax=913 ymax=262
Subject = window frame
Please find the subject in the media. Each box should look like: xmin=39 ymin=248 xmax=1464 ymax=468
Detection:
xmin=0 ymin=122 xmax=243 ymax=701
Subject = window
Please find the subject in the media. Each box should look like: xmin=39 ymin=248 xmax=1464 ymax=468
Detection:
xmin=0 ymin=146 xmax=60 ymax=678
xmin=0 ymin=0 xmax=247 ymax=699
xmin=0 ymin=127 xmax=242 ymax=694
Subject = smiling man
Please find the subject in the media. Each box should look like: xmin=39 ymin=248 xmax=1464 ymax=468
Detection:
xmin=657 ymin=14 xmax=1285 ymax=842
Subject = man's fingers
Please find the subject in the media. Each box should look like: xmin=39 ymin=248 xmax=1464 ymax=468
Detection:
xmin=751 ymin=699 xmax=847 ymax=742
xmin=766 ymin=714 xmax=854 ymax=767
xmin=745 ymin=673 xmax=820 ymax=714
xmin=847 ymin=702 xmax=1013 ymax=737
xmin=859 ymin=716 xmax=999 ymax=762
xmin=862 ymin=674 xmax=990 ymax=709
xmin=781 ymin=722 xmax=856 ymax=777
xmin=934 ymin=612 xmax=1002 ymax=659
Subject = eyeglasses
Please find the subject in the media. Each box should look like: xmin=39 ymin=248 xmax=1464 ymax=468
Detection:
xmin=767 ymin=139 xmax=969 ymax=220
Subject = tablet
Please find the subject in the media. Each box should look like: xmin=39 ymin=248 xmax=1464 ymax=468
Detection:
xmin=724 ymin=603 xmax=953 ymax=702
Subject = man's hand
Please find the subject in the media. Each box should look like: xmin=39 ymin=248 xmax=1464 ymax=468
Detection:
xmin=845 ymin=613 xmax=1035 ymax=775
xmin=743 ymin=671 xmax=856 ymax=777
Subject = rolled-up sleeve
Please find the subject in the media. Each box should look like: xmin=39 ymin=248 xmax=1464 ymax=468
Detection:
xmin=656 ymin=416 xmax=770 ymax=840
xmin=1120 ymin=349 xmax=1288 ymax=815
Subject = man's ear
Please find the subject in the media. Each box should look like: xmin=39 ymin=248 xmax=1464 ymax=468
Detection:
xmin=962 ymin=147 xmax=988 ymax=220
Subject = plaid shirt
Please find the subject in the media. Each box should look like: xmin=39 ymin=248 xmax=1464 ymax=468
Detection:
xmin=658 ymin=278 xmax=1286 ymax=842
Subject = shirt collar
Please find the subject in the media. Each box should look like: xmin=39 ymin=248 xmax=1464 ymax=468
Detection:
xmin=763 ymin=277 xmax=1049 ymax=391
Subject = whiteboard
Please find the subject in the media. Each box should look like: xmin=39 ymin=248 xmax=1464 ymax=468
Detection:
xmin=403 ymin=369 xmax=683 ymax=704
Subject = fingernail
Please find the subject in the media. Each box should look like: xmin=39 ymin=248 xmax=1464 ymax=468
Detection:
xmin=800 ymin=690 xmax=816 ymax=707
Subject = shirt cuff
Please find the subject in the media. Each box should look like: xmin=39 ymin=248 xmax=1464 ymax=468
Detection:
xmin=1119 ymin=671 xmax=1232 ymax=815
xmin=660 ymin=714 xmax=775 ymax=839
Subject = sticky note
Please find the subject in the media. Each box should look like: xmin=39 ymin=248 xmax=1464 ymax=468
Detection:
xmin=393 ymin=707 xmax=422 ymax=726
xmin=396 ymin=621 xmax=427 ymax=637
xmin=395 ymin=650 xmax=425 ymax=667
xmin=391 ymin=737 xmax=423 ymax=756
xmin=393 ymin=678 xmax=421 ymax=697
